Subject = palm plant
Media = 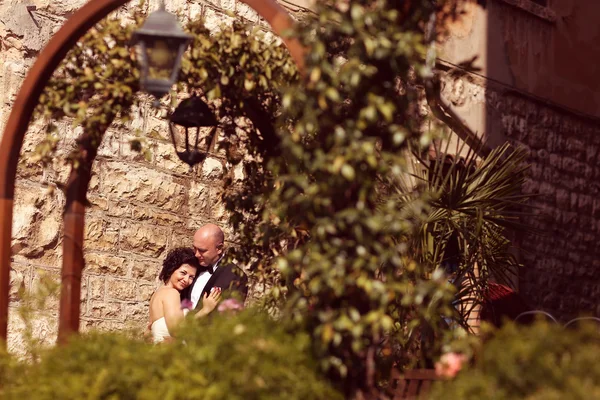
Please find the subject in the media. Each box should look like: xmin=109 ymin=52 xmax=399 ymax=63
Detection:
xmin=394 ymin=140 xmax=533 ymax=331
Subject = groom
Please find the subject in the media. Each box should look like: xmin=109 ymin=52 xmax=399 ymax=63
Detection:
xmin=185 ymin=223 xmax=248 ymax=311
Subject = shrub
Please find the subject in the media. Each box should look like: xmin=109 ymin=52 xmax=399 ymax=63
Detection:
xmin=430 ymin=322 xmax=600 ymax=400
xmin=0 ymin=311 xmax=340 ymax=400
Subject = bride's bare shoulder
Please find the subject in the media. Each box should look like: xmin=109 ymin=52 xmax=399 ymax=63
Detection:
xmin=153 ymin=286 xmax=179 ymax=300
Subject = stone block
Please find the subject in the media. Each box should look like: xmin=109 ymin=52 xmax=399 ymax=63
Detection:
xmin=143 ymin=114 xmax=170 ymax=142
xmin=12 ymin=247 xmax=62 ymax=270
xmin=204 ymin=0 xmax=236 ymax=12
xmin=80 ymin=318 xmax=124 ymax=333
xmin=130 ymin=257 xmax=162 ymax=281
xmin=84 ymin=217 xmax=120 ymax=252
xmin=18 ymin=120 xmax=49 ymax=178
xmin=9 ymin=264 xmax=29 ymax=302
xmin=119 ymin=221 xmax=168 ymax=258
xmin=592 ymin=198 xmax=600 ymax=218
xmin=87 ymin=301 xmax=124 ymax=320
xmin=203 ymin=7 xmax=234 ymax=32
xmin=209 ymin=188 xmax=229 ymax=222
xmin=29 ymin=268 xmax=61 ymax=311
xmin=88 ymin=276 xmax=105 ymax=301
xmin=538 ymin=181 xmax=554 ymax=196
xmin=35 ymin=0 xmax=89 ymax=14
xmin=102 ymin=162 xmax=186 ymax=212
xmin=581 ymin=165 xmax=595 ymax=182
xmin=137 ymin=282 xmax=157 ymax=302
xmin=577 ymin=195 xmax=593 ymax=214
xmin=106 ymin=278 xmax=137 ymax=301
xmin=80 ymin=275 xmax=88 ymax=307
xmin=561 ymin=175 xmax=579 ymax=191
xmin=132 ymin=207 xmax=186 ymax=228
xmin=7 ymin=309 xmax=57 ymax=355
xmin=569 ymin=192 xmax=579 ymax=211
xmin=124 ymin=302 xmax=149 ymax=323
xmin=585 ymin=145 xmax=598 ymax=163
xmin=189 ymin=2 xmax=203 ymax=19
xmin=170 ymin=228 xmax=196 ymax=251
xmin=107 ymin=200 xmax=134 ymax=218
xmin=1 ymin=59 xmax=26 ymax=107
xmin=561 ymin=211 xmax=577 ymax=225
xmin=11 ymin=198 xmax=38 ymax=243
xmin=236 ymin=2 xmax=259 ymax=22
xmin=200 ymin=157 xmax=224 ymax=181
xmin=233 ymin=162 xmax=245 ymax=182
xmin=88 ymin=195 xmax=109 ymax=212
xmin=555 ymin=188 xmax=569 ymax=209
xmin=84 ymin=252 xmax=128 ymax=277
xmin=528 ymin=163 xmax=543 ymax=180
xmin=565 ymin=139 xmax=585 ymax=158
xmin=97 ymin=129 xmax=121 ymax=158
xmin=88 ymin=170 xmax=100 ymax=193
xmin=11 ymin=184 xmax=62 ymax=260
xmin=562 ymin=157 xmax=586 ymax=176
xmin=152 ymin=139 xmax=194 ymax=176
xmin=120 ymin=134 xmax=155 ymax=164
xmin=188 ymin=181 xmax=211 ymax=217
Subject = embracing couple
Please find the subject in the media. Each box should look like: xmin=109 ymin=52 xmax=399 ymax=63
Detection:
xmin=148 ymin=223 xmax=248 ymax=343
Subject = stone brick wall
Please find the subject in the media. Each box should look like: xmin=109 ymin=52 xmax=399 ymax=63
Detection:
xmin=442 ymin=74 xmax=600 ymax=321
xmin=487 ymin=89 xmax=600 ymax=321
xmin=0 ymin=0 xmax=284 ymax=354
xmin=3 ymin=0 xmax=596 ymax=355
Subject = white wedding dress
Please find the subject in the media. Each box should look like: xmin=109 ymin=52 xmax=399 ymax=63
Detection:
xmin=151 ymin=309 xmax=189 ymax=343
xmin=151 ymin=317 xmax=170 ymax=343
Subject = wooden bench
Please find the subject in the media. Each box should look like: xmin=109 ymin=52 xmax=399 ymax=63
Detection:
xmin=388 ymin=369 xmax=442 ymax=399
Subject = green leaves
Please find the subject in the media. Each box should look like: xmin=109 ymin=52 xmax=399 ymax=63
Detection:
xmin=399 ymin=142 xmax=533 ymax=329
xmin=33 ymin=14 xmax=141 ymax=171
xmin=430 ymin=322 xmax=600 ymax=400
xmin=0 ymin=312 xmax=341 ymax=400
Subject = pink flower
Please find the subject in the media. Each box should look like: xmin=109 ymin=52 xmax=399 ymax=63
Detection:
xmin=180 ymin=299 xmax=193 ymax=310
xmin=435 ymin=352 xmax=467 ymax=378
xmin=217 ymin=298 xmax=244 ymax=313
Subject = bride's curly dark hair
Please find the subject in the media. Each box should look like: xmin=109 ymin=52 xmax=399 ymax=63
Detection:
xmin=159 ymin=247 xmax=200 ymax=284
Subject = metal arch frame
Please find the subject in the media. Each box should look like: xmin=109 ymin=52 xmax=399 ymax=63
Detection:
xmin=0 ymin=0 xmax=304 ymax=346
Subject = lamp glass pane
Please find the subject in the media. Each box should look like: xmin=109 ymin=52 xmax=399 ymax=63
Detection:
xmin=144 ymin=38 xmax=179 ymax=80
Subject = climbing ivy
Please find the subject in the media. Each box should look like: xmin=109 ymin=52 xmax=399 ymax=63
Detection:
xmin=30 ymin=2 xmax=501 ymax=399
xmin=225 ymin=1 xmax=472 ymax=398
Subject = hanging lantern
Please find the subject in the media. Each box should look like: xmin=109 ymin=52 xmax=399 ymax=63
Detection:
xmin=132 ymin=1 xmax=192 ymax=99
xmin=169 ymin=96 xmax=219 ymax=168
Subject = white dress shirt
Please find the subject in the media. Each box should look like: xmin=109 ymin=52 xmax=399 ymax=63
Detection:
xmin=190 ymin=256 xmax=223 ymax=309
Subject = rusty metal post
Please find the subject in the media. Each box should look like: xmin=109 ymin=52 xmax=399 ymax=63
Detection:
xmin=0 ymin=0 xmax=131 ymax=347
xmin=0 ymin=0 xmax=304 ymax=346
xmin=58 ymin=179 xmax=87 ymax=344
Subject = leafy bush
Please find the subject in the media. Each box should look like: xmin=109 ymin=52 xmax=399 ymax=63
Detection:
xmin=430 ymin=322 xmax=600 ymax=400
xmin=0 ymin=311 xmax=340 ymax=400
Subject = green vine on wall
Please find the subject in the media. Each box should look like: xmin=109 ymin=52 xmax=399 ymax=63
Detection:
xmin=27 ymin=2 xmax=531 ymax=399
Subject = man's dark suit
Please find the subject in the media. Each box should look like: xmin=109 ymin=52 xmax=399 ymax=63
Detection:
xmin=182 ymin=263 xmax=248 ymax=311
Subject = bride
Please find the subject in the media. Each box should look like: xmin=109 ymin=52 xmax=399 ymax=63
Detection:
xmin=149 ymin=247 xmax=221 ymax=343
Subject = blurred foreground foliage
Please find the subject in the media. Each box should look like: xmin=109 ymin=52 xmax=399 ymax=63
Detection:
xmin=431 ymin=321 xmax=600 ymax=400
xmin=26 ymin=1 xmax=535 ymax=399
xmin=0 ymin=310 xmax=340 ymax=400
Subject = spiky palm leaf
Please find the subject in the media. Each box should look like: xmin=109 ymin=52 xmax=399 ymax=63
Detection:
xmin=391 ymin=141 xmax=534 ymax=330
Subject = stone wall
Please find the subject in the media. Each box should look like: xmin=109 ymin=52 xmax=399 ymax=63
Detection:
xmin=3 ymin=0 xmax=597 ymax=355
xmin=0 ymin=0 xmax=296 ymax=353
xmin=439 ymin=0 xmax=600 ymax=320
xmin=442 ymin=74 xmax=600 ymax=321
xmin=489 ymin=90 xmax=600 ymax=320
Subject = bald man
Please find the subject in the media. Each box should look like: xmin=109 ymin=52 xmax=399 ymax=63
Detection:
xmin=184 ymin=224 xmax=248 ymax=311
